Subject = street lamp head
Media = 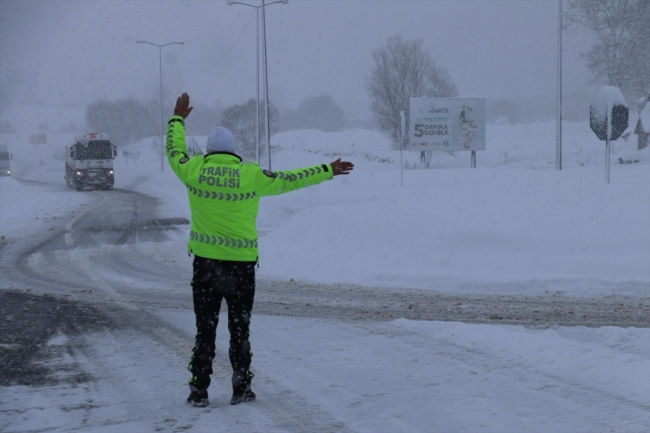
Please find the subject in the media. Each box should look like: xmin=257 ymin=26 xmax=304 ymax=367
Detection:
xmin=227 ymin=1 xmax=235 ymax=4
xmin=280 ymin=0 xmax=288 ymax=3
xmin=136 ymin=40 xmax=144 ymax=43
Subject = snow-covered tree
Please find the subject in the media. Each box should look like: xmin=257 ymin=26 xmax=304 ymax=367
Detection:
xmin=184 ymin=101 xmax=222 ymax=136
xmin=367 ymin=36 xmax=457 ymax=149
xmin=564 ymin=0 xmax=650 ymax=103
xmin=85 ymin=98 xmax=158 ymax=146
xmin=220 ymin=99 xmax=280 ymax=161
xmin=282 ymin=94 xmax=347 ymax=132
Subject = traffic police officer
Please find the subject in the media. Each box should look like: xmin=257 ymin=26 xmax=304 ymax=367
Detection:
xmin=167 ymin=93 xmax=354 ymax=407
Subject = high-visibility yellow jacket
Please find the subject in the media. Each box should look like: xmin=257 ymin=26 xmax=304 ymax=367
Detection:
xmin=166 ymin=115 xmax=334 ymax=262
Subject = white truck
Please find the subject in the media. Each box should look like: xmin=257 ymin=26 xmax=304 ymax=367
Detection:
xmin=65 ymin=133 xmax=117 ymax=190
xmin=0 ymin=144 xmax=12 ymax=177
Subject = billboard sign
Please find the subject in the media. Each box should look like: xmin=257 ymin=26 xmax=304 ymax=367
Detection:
xmin=409 ymin=98 xmax=486 ymax=152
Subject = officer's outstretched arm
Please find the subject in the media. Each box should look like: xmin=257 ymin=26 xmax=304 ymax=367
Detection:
xmin=255 ymin=164 xmax=329 ymax=197
xmin=256 ymin=158 xmax=354 ymax=196
xmin=166 ymin=93 xmax=198 ymax=182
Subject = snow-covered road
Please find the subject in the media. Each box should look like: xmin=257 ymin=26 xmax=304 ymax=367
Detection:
xmin=2 ymin=288 xmax=648 ymax=433
xmin=1 ymin=186 xmax=648 ymax=432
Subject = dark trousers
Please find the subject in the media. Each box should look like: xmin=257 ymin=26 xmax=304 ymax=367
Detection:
xmin=188 ymin=256 xmax=256 ymax=393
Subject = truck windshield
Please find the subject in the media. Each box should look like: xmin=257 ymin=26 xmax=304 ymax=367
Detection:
xmin=75 ymin=141 xmax=112 ymax=160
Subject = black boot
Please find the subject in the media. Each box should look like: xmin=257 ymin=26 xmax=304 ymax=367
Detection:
xmin=231 ymin=385 xmax=256 ymax=405
xmin=187 ymin=385 xmax=209 ymax=407
xmin=231 ymin=371 xmax=255 ymax=405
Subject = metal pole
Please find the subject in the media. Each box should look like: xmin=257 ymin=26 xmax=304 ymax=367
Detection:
xmin=262 ymin=0 xmax=271 ymax=170
xmin=605 ymin=138 xmax=611 ymax=183
xmin=400 ymin=111 xmax=405 ymax=187
xmin=159 ymin=45 xmax=164 ymax=172
xmin=605 ymin=95 xmax=612 ymax=183
xmin=471 ymin=150 xmax=476 ymax=168
xmin=256 ymin=8 xmax=261 ymax=164
xmin=136 ymin=41 xmax=183 ymax=172
xmin=556 ymin=0 xmax=563 ymax=170
xmin=227 ymin=1 xmax=286 ymax=168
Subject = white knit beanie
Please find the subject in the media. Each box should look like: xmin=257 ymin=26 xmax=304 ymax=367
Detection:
xmin=206 ymin=127 xmax=236 ymax=153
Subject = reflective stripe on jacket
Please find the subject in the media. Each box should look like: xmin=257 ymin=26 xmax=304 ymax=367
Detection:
xmin=166 ymin=115 xmax=334 ymax=261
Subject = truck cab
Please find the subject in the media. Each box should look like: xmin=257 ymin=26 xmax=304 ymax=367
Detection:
xmin=0 ymin=145 xmax=12 ymax=177
xmin=65 ymin=133 xmax=117 ymax=190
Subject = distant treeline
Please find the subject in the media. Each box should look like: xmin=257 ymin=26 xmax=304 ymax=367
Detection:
xmin=85 ymin=98 xmax=223 ymax=147
xmin=84 ymin=94 xmax=350 ymax=153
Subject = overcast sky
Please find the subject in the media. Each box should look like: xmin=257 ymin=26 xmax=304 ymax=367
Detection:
xmin=1 ymin=0 xmax=596 ymax=120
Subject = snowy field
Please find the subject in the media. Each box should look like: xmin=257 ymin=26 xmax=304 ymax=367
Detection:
xmin=1 ymin=119 xmax=649 ymax=432
xmin=2 ymin=119 xmax=648 ymax=296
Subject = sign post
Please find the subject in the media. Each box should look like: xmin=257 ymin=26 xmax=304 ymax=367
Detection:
xmin=122 ymin=150 xmax=141 ymax=166
xmin=589 ymin=86 xmax=628 ymax=183
xmin=400 ymin=111 xmax=405 ymax=187
xmin=409 ymin=98 xmax=486 ymax=168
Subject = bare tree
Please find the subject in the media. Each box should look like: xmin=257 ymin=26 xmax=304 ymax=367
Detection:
xmin=282 ymin=94 xmax=347 ymax=132
xmin=220 ymin=98 xmax=280 ymax=161
xmin=185 ymin=100 xmax=223 ymax=136
xmin=85 ymin=98 xmax=158 ymax=146
xmin=367 ymin=36 xmax=458 ymax=149
xmin=564 ymin=0 xmax=650 ymax=103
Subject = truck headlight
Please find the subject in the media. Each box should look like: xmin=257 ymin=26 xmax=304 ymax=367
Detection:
xmin=75 ymin=171 xmax=82 ymax=176
xmin=108 ymin=169 xmax=114 ymax=175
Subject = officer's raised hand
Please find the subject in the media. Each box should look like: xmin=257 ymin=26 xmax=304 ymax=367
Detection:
xmin=174 ymin=93 xmax=193 ymax=119
xmin=330 ymin=158 xmax=354 ymax=176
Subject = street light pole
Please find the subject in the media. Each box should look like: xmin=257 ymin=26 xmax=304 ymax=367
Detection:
xmin=228 ymin=0 xmax=288 ymax=170
xmin=261 ymin=0 xmax=270 ymax=170
xmin=256 ymin=9 xmax=260 ymax=164
xmin=556 ymin=0 xmax=563 ymax=170
xmin=136 ymin=40 xmax=184 ymax=172
xmin=158 ymin=44 xmax=164 ymax=171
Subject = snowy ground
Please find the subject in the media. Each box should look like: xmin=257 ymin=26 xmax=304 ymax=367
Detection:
xmin=0 ymin=119 xmax=649 ymax=432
